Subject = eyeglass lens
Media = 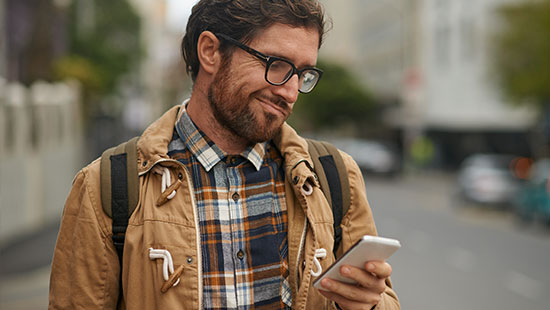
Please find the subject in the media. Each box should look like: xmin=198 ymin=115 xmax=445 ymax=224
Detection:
xmin=266 ymin=60 xmax=293 ymax=84
xmin=300 ymin=70 xmax=320 ymax=93
xmin=266 ymin=59 xmax=319 ymax=93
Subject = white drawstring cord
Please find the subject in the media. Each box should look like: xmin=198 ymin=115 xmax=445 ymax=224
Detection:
xmin=149 ymin=248 xmax=181 ymax=286
xmin=153 ymin=167 xmax=176 ymax=200
xmin=310 ymin=248 xmax=327 ymax=277
xmin=301 ymin=182 xmax=313 ymax=196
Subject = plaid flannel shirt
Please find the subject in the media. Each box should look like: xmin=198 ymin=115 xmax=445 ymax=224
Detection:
xmin=167 ymin=110 xmax=291 ymax=309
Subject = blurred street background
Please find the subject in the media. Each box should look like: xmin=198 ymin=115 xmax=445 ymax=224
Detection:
xmin=1 ymin=0 xmax=549 ymax=309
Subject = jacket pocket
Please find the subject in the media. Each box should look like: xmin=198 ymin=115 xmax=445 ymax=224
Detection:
xmin=124 ymin=222 xmax=200 ymax=309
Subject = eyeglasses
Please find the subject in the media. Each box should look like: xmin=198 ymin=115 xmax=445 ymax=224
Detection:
xmin=215 ymin=33 xmax=323 ymax=94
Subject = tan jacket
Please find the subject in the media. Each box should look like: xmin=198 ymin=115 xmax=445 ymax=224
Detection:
xmin=49 ymin=106 xmax=400 ymax=310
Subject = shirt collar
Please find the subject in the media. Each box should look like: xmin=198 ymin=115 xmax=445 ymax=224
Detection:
xmin=175 ymin=103 xmax=267 ymax=172
xmin=242 ymin=142 xmax=267 ymax=171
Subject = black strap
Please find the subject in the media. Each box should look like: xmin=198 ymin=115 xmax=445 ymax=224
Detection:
xmin=319 ymin=155 xmax=344 ymax=256
xmin=99 ymin=137 xmax=140 ymax=308
xmin=110 ymin=153 xmax=129 ymax=308
xmin=306 ymin=139 xmax=350 ymax=256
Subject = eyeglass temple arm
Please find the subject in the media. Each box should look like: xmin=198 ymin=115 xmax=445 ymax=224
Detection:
xmin=215 ymin=33 xmax=269 ymax=62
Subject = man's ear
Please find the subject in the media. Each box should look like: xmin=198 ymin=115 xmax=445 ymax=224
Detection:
xmin=197 ymin=31 xmax=222 ymax=75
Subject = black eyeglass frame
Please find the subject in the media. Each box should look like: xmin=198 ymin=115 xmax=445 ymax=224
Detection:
xmin=215 ymin=33 xmax=323 ymax=94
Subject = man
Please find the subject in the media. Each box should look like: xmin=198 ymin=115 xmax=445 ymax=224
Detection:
xmin=49 ymin=0 xmax=400 ymax=309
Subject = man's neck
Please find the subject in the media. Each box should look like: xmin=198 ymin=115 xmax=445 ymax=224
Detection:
xmin=186 ymin=90 xmax=250 ymax=155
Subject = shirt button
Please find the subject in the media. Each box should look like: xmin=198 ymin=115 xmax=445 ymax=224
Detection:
xmin=237 ymin=250 xmax=245 ymax=260
xmin=232 ymin=192 xmax=240 ymax=202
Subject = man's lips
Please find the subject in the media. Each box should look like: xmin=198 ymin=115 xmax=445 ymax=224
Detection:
xmin=256 ymin=95 xmax=290 ymax=117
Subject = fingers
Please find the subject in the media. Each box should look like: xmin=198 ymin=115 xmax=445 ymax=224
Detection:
xmin=315 ymin=261 xmax=392 ymax=309
xmin=319 ymin=279 xmax=381 ymax=310
xmin=364 ymin=261 xmax=392 ymax=279
xmin=337 ymin=263 xmax=389 ymax=293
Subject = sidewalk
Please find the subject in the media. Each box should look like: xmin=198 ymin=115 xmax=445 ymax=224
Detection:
xmin=0 ymin=266 xmax=50 ymax=310
xmin=0 ymin=221 xmax=59 ymax=276
xmin=0 ymin=221 xmax=59 ymax=309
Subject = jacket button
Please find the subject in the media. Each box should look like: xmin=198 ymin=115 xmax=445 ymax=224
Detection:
xmin=232 ymin=192 xmax=240 ymax=202
xmin=292 ymin=176 xmax=300 ymax=185
xmin=142 ymin=160 xmax=148 ymax=167
xmin=178 ymin=172 xmax=183 ymax=180
xmin=186 ymin=257 xmax=193 ymax=264
xmin=237 ymin=250 xmax=245 ymax=260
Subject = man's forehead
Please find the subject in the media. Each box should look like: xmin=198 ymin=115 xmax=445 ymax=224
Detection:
xmin=251 ymin=23 xmax=321 ymax=48
xmin=248 ymin=23 xmax=320 ymax=64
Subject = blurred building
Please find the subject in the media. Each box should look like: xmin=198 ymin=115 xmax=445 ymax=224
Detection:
xmin=127 ymin=0 xmax=191 ymax=123
xmin=322 ymin=0 xmax=417 ymax=102
xmin=0 ymin=0 xmax=6 ymax=78
xmin=321 ymin=0 xmax=538 ymax=168
xmin=2 ymin=0 xmax=70 ymax=84
xmin=0 ymin=0 xmax=83 ymax=243
xmin=0 ymin=79 xmax=83 ymax=244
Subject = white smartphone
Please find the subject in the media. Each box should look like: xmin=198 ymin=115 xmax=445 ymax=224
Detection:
xmin=313 ymin=235 xmax=401 ymax=290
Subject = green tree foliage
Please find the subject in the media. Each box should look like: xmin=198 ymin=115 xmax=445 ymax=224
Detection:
xmin=289 ymin=60 xmax=375 ymax=132
xmin=492 ymin=0 xmax=550 ymax=108
xmin=54 ymin=0 xmax=142 ymax=108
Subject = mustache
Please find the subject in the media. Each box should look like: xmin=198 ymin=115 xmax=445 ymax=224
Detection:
xmin=256 ymin=94 xmax=291 ymax=113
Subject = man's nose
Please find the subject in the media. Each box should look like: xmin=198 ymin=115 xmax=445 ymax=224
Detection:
xmin=273 ymin=74 xmax=300 ymax=104
xmin=272 ymin=74 xmax=300 ymax=104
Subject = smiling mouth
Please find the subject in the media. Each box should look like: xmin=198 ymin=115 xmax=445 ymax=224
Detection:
xmin=256 ymin=96 xmax=290 ymax=117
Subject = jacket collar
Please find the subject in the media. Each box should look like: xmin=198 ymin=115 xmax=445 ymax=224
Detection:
xmin=137 ymin=105 xmax=182 ymax=174
xmin=175 ymin=106 xmax=267 ymax=172
xmin=136 ymin=102 xmax=315 ymax=177
xmin=273 ymin=123 xmax=315 ymax=179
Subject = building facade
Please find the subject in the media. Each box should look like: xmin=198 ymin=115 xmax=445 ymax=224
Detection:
xmin=320 ymin=0 xmax=538 ymax=167
xmin=128 ymin=0 xmax=192 ymax=121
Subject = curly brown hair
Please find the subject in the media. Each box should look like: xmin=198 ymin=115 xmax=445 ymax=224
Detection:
xmin=181 ymin=0 xmax=328 ymax=81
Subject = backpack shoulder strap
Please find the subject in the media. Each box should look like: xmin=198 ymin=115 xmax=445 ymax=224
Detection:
xmin=306 ymin=139 xmax=351 ymax=255
xmin=100 ymin=136 xmax=140 ymax=247
xmin=99 ymin=136 xmax=139 ymax=308
xmin=100 ymin=136 xmax=140 ymax=220
xmin=100 ymin=137 xmax=139 ymax=218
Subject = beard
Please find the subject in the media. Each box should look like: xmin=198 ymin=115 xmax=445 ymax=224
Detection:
xmin=207 ymin=60 xmax=291 ymax=145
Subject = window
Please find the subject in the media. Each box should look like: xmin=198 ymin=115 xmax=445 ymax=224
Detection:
xmin=460 ymin=16 xmax=477 ymax=61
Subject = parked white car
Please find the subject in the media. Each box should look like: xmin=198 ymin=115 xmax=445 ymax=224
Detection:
xmin=457 ymin=154 xmax=522 ymax=205
xmin=332 ymin=138 xmax=400 ymax=176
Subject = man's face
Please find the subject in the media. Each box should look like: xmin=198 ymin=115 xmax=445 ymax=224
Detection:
xmin=208 ymin=23 xmax=320 ymax=144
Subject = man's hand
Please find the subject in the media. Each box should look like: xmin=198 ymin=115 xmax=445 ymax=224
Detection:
xmin=318 ymin=261 xmax=392 ymax=310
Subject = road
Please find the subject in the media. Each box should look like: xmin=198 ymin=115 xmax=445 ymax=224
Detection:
xmin=1 ymin=172 xmax=548 ymax=309
xmin=366 ymin=172 xmax=550 ymax=310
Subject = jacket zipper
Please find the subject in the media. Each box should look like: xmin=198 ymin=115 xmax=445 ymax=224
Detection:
xmin=182 ymin=165 xmax=203 ymax=309
xmin=292 ymin=171 xmax=314 ymax=298
xmin=295 ymin=216 xmax=308 ymax=292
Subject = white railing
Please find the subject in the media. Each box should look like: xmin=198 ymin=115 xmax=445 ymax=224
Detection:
xmin=0 ymin=78 xmax=84 ymax=244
